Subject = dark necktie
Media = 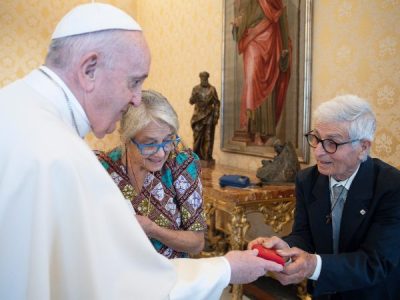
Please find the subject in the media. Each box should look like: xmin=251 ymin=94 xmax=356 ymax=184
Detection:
xmin=331 ymin=184 xmax=348 ymax=254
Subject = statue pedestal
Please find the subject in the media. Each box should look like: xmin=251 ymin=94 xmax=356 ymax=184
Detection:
xmin=200 ymin=159 xmax=215 ymax=168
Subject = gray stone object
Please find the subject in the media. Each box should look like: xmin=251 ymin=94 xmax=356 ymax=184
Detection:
xmin=256 ymin=141 xmax=300 ymax=184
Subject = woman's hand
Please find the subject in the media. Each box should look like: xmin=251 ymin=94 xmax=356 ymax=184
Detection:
xmin=136 ymin=214 xmax=205 ymax=254
xmin=135 ymin=215 xmax=155 ymax=236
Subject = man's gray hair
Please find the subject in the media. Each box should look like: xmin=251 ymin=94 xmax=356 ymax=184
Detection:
xmin=45 ymin=30 xmax=132 ymax=72
xmin=314 ymin=95 xmax=376 ymax=142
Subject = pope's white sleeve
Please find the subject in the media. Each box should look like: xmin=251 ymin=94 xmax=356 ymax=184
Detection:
xmin=169 ymin=256 xmax=231 ymax=300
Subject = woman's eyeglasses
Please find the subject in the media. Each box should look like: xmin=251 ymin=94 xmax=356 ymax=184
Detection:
xmin=131 ymin=136 xmax=181 ymax=156
xmin=305 ymin=132 xmax=360 ymax=154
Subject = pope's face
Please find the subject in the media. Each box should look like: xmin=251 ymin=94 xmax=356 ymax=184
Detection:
xmin=312 ymin=121 xmax=366 ymax=180
xmin=89 ymin=32 xmax=151 ymax=138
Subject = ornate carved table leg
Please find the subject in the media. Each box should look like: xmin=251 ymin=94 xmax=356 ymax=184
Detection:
xmin=297 ymin=279 xmax=312 ymax=300
xmin=204 ymin=201 xmax=216 ymax=243
xmin=200 ymin=200 xmax=227 ymax=257
xmin=230 ymin=207 xmax=250 ymax=300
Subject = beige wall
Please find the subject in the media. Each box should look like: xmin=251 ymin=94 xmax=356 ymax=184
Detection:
xmin=312 ymin=0 xmax=400 ymax=169
xmin=1 ymin=0 xmax=399 ymax=169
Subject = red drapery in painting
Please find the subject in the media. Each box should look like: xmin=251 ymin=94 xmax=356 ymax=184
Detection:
xmin=238 ymin=0 xmax=291 ymax=128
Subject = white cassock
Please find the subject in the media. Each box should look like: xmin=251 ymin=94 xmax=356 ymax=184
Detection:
xmin=0 ymin=68 xmax=230 ymax=300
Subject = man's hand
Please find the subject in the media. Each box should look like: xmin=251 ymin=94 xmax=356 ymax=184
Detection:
xmin=224 ymin=249 xmax=283 ymax=284
xmin=272 ymin=247 xmax=317 ymax=285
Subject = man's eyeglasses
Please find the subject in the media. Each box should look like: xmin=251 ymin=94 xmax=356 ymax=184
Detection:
xmin=305 ymin=132 xmax=360 ymax=154
xmin=131 ymin=136 xmax=181 ymax=156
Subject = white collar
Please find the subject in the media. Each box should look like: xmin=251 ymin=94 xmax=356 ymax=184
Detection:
xmin=330 ymin=165 xmax=360 ymax=190
xmin=38 ymin=66 xmax=90 ymax=138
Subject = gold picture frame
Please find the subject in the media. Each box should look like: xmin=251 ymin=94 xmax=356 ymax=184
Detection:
xmin=221 ymin=0 xmax=313 ymax=163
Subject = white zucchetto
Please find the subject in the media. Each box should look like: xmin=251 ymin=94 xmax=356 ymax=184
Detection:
xmin=52 ymin=2 xmax=142 ymax=39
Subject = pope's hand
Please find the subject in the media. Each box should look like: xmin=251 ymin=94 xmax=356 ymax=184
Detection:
xmin=224 ymin=249 xmax=283 ymax=284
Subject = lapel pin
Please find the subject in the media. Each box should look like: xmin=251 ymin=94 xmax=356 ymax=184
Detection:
xmin=360 ymin=209 xmax=366 ymax=215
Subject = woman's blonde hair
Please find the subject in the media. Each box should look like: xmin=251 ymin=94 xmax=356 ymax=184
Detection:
xmin=120 ymin=90 xmax=179 ymax=149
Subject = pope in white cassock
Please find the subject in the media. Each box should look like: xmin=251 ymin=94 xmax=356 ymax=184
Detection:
xmin=0 ymin=3 xmax=283 ymax=299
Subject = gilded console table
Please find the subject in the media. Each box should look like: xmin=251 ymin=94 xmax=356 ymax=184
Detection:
xmin=200 ymin=164 xmax=296 ymax=300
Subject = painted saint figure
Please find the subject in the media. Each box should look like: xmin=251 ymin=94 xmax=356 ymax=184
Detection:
xmin=189 ymin=71 xmax=221 ymax=163
xmin=232 ymin=0 xmax=292 ymax=144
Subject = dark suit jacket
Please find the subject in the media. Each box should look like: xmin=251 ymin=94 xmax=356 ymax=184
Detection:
xmin=284 ymin=157 xmax=400 ymax=300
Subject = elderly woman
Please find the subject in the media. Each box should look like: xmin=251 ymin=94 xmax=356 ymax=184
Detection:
xmin=95 ymin=90 xmax=206 ymax=258
xmin=249 ymin=95 xmax=400 ymax=299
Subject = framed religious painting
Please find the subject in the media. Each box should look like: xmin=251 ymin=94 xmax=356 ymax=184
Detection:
xmin=221 ymin=0 xmax=313 ymax=163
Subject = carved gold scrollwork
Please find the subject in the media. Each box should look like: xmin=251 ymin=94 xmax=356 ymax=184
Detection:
xmin=232 ymin=284 xmax=243 ymax=300
xmin=230 ymin=207 xmax=250 ymax=250
xmin=297 ymin=279 xmax=312 ymax=300
xmin=203 ymin=201 xmax=215 ymax=220
xmin=200 ymin=200 xmax=227 ymax=257
xmin=258 ymin=201 xmax=295 ymax=233
xmin=229 ymin=207 xmax=247 ymax=300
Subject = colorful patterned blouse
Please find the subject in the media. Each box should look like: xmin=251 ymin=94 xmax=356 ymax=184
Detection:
xmin=95 ymin=147 xmax=207 ymax=258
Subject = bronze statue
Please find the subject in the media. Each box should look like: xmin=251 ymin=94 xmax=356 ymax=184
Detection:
xmin=256 ymin=140 xmax=300 ymax=184
xmin=189 ymin=71 xmax=220 ymax=164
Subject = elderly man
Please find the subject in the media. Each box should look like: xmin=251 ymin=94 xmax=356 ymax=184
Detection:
xmin=249 ymin=95 xmax=400 ymax=299
xmin=0 ymin=3 xmax=283 ymax=299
